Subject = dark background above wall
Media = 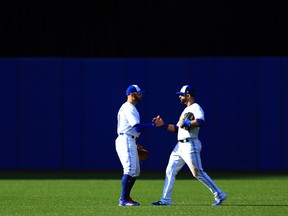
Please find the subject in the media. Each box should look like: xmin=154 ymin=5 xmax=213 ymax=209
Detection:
xmin=0 ymin=0 xmax=287 ymax=57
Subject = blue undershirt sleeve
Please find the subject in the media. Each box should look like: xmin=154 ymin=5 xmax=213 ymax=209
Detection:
xmin=196 ymin=119 xmax=205 ymax=127
xmin=133 ymin=123 xmax=155 ymax=133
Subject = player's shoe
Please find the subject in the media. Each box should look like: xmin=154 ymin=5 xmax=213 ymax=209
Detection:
xmin=151 ymin=201 xmax=171 ymax=206
xmin=119 ymin=197 xmax=140 ymax=206
xmin=212 ymin=193 xmax=228 ymax=206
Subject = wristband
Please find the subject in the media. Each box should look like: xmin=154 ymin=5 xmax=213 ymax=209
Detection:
xmin=160 ymin=124 xmax=169 ymax=130
xmin=174 ymin=125 xmax=179 ymax=133
xmin=182 ymin=120 xmax=191 ymax=127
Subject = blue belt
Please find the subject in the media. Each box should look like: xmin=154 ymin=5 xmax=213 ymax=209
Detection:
xmin=119 ymin=133 xmax=137 ymax=139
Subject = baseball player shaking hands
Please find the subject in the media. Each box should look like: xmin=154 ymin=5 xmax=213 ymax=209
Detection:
xmin=116 ymin=84 xmax=164 ymax=206
xmin=151 ymin=85 xmax=227 ymax=206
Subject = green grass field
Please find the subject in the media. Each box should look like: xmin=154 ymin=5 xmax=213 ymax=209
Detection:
xmin=0 ymin=171 xmax=287 ymax=216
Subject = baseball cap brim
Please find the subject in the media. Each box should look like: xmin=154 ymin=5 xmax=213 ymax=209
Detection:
xmin=134 ymin=90 xmax=145 ymax=94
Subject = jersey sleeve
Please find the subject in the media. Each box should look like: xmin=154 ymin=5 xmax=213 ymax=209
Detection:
xmin=192 ymin=104 xmax=205 ymax=120
xmin=125 ymin=104 xmax=140 ymax=127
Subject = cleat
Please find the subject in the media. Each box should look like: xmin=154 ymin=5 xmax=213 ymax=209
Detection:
xmin=212 ymin=194 xmax=228 ymax=206
xmin=151 ymin=201 xmax=171 ymax=206
xmin=119 ymin=197 xmax=140 ymax=206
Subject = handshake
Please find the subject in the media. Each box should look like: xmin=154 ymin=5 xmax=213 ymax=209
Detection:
xmin=152 ymin=115 xmax=165 ymax=127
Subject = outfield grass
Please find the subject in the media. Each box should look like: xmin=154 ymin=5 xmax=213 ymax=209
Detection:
xmin=0 ymin=171 xmax=287 ymax=216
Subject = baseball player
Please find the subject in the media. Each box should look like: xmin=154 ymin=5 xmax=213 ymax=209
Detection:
xmin=151 ymin=85 xmax=227 ymax=206
xmin=116 ymin=84 xmax=163 ymax=206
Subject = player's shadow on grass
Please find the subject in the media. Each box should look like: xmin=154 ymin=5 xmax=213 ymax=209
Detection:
xmin=177 ymin=204 xmax=288 ymax=207
xmin=232 ymin=204 xmax=288 ymax=207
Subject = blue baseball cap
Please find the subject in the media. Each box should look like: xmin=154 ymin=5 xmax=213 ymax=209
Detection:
xmin=176 ymin=85 xmax=195 ymax=96
xmin=126 ymin=84 xmax=145 ymax=95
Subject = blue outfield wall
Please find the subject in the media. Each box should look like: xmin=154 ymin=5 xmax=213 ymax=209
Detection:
xmin=0 ymin=57 xmax=287 ymax=171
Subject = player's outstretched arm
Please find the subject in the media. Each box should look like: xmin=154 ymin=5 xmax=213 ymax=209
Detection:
xmin=152 ymin=116 xmax=178 ymax=133
xmin=133 ymin=116 xmax=164 ymax=133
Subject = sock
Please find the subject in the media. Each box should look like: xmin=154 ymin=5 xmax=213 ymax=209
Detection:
xmin=127 ymin=177 xmax=136 ymax=198
xmin=121 ymin=174 xmax=133 ymax=200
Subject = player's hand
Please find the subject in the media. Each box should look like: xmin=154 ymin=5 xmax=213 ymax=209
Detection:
xmin=152 ymin=115 xmax=159 ymax=122
xmin=152 ymin=115 xmax=164 ymax=127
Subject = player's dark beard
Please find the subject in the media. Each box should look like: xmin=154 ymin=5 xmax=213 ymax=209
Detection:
xmin=134 ymin=95 xmax=142 ymax=103
xmin=180 ymin=98 xmax=187 ymax=104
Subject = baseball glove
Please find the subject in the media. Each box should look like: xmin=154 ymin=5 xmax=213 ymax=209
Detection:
xmin=137 ymin=144 xmax=149 ymax=161
xmin=181 ymin=112 xmax=195 ymax=130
